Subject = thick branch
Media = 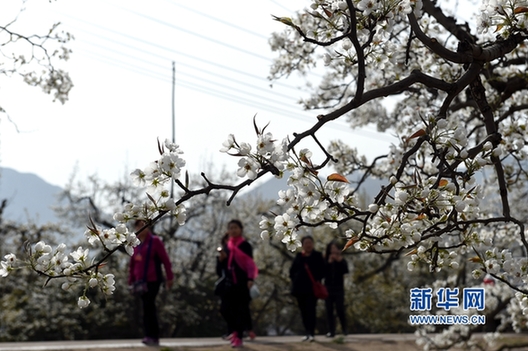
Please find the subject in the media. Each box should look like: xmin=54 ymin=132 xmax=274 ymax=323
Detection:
xmin=439 ymin=62 xmax=482 ymax=117
xmin=289 ymin=70 xmax=453 ymax=151
xmin=408 ymin=12 xmax=472 ymax=63
xmin=422 ymin=0 xmax=476 ymax=44
xmin=408 ymin=12 xmax=526 ymax=64
xmin=469 ymin=75 xmax=511 ymax=217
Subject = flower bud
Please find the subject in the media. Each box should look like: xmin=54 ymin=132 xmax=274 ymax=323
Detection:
xmin=78 ymin=296 xmax=91 ymax=309
xmin=89 ymin=278 xmax=98 ymax=288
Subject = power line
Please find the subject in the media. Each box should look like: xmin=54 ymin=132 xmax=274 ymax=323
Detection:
xmin=76 ymin=37 xmax=384 ymax=139
xmin=75 ymin=30 xmax=301 ymax=105
xmin=76 ymin=48 xmax=313 ymax=120
xmin=76 ymin=47 xmax=391 ymax=141
xmin=76 ymin=40 xmax=313 ymax=120
xmin=58 ymin=11 xmax=303 ymax=93
xmin=268 ymin=0 xmax=296 ymax=13
xmin=164 ymin=0 xmax=269 ymax=40
xmin=52 ymin=3 xmax=388 ymax=141
xmin=105 ymin=1 xmax=272 ymax=62
xmin=62 ymin=0 xmax=324 ymax=81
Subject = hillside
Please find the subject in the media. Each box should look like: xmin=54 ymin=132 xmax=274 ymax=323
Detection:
xmin=0 ymin=167 xmax=63 ymax=224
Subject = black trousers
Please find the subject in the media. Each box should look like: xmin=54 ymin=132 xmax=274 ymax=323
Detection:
xmin=296 ymin=294 xmax=318 ymax=336
xmin=325 ymin=290 xmax=347 ymax=335
xmin=220 ymin=295 xmax=253 ymax=335
xmin=141 ymin=282 xmax=162 ymax=339
xmin=221 ymin=284 xmax=251 ymax=338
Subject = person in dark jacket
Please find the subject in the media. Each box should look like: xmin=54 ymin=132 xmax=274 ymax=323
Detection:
xmin=324 ymin=240 xmax=349 ymax=337
xmin=128 ymin=219 xmax=174 ymax=346
xmin=289 ymin=235 xmax=325 ymax=342
xmin=216 ymin=219 xmax=258 ymax=348
xmin=216 ymin=233 xmax=231 ymax=339
xmin=216 ymin=232 xmax=257 ymax=341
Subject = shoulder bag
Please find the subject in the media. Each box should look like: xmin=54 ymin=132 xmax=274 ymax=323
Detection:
xmin=304 ymin=263 xmax=328 ymax=300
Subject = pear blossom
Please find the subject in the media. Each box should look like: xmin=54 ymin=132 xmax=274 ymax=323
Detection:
xmin=259 ymin=216 xmax=275 ymax=238
xmin=78 ymin=296 xmax=90 ymax=309
xmin=220 ymin=134 xmax=236 ymax=152
xmin=281 ymin=232 xmax=302 ymax=251
xmin=238 ymin=142 xmax=252 ymax=156
xmin=101 ymin=274 xmax=116 ymax=295
xmin=88 ymin=277 xmax=98 ymax=288
xmin=296 ymin=181 xmax=320 ymax=206
xmin=357 ymin=0 xmax=379 ymax=16
xmin=130 ymin=168 xmax=147 ymax=187
xmin=34 ymin=241 xmax=52 ymax=255
xmin=274 ymin=213 xmax=296 ymax=232
xmin=368 ymin=204 xmax=379 ymax=213
xmin=70 ymin=247 xmax=89 ymax=264
xmin=0 ymin=261 xmax=10 ymax=277
xmin=256 ymin=132 xmax=275 ymax=155
xmin=237 ymin=157 xmax=259 ymax=180
xmin=4 ymin=253 xmax=16 ymax=265
xmin=325 ymin=181 xmax=350 ymax=204
xmin=277 ymin=188 xmax=295 ymax=206
xmin=158 ymin=152 xmax=185 ymax=178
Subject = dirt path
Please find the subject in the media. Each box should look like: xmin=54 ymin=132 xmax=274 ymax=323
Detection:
xmin=2 ymin=333 xmax=528 ymax=351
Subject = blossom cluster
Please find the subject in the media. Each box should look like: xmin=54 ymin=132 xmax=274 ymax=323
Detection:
xmin=474 ymin=246 xmax=528 ymax=287
xmin=268 ymin=166 xmax=354 ymax=250
xmin=477 ymin=0 xmax=528 ymax=36
xmin=0 ymin=241 xmax=118 ymax=308
xmin=125 ymin=139 xmax=188 ymax=225
xmin=84 ymin=223 xmax=140 ymax=256
xmin=355 ymin=174 xmax=481 ymax=257
xmin=0 ymin=138 xmax=189 ymax=308
xmin=220 ymin=127 xmax=355 ymax=251
xmin=260 ymin=168 xmax=354 ymax=251
xmin=221 ymin=128 xmax=356 ymax=253
xmin=220 ymin=132 xmax=289 ymax=180
xmin=23 ymin=69 xmax=73 ymax=104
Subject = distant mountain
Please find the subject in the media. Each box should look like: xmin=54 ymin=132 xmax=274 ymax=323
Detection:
xmin=0 ymin=167 xmax=388 ymax=225
xmin=0 ymin=167 xmax=63 ymax=224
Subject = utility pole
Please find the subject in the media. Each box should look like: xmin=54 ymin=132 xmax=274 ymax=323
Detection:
xmin=170 ymin=61 xmax=176 ymax=233
xmin=172 ymin=61 xmax=176 ymax=144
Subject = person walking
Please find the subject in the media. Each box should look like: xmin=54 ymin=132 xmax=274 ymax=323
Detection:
xmin=217 ymin=233 xmax=256 ymax=341
xmin=324 ymin=240 xmax=349 ymax=337
xmin=290 ymin=235 xmax=325 ymax=342
xmin=216 ymin=233 xmax=232 ymax=339
xmin=128 ymin=219 xmax=174 ymax=346
xmin=216 ymin=219 xmax=258 ymax=348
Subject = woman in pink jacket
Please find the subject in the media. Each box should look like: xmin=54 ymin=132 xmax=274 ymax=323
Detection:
xmin=129 ymin=219 xmax=174 ymax=346
xmin=216 ymin=219 xmax=258 ymax=348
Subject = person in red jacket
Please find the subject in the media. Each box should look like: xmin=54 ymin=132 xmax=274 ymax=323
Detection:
xmin=129 ymin=219 xmax=174 ymax=346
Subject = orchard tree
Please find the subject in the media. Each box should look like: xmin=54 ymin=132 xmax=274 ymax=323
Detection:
xmin=1 ymin=1 xmax=73 ymax=339
xmin=2 ymin=0 xmax=528 ymax=349
xmin=0 ymin=0 xmax=73 ymax=116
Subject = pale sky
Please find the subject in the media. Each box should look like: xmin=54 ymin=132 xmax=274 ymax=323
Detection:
xmin=1 ymin=0 xmax=396 ymax=188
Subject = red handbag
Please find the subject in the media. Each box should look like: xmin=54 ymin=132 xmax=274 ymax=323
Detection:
xmin=304 ymin=263 xmax=328 ymax=300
